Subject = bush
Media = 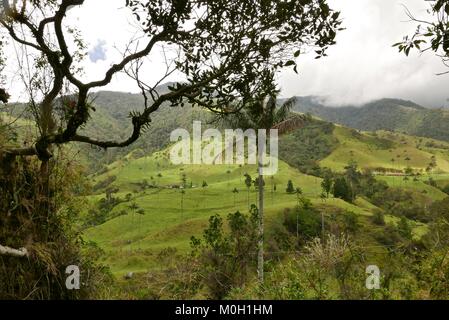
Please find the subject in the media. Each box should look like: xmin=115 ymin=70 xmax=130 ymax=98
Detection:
xmin=283 ymin=205 xmax=322 ymax=245
xmin=286 ymin=180 xmax=295 ymax=193
xmin=190 ymin=207 xmax=259 ymax=299
xmin=343 ymin=211 xmax=359 ymax=233
xmin=397 ymin=216 xmax=413 ymax=240
xmin=375 ymin=225 xmax=403 ymax=247
xmin=371 ymin=209 xmax=386 ymax=225
xmin=332 ymin=177 xmax=352 ymax=202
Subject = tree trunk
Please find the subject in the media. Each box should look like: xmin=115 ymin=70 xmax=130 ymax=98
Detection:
xmin=257 ymin=165 xmax=264 ymax=284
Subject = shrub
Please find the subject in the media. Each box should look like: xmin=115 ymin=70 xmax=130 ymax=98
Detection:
xmin=283 ymin=206 xmax=322 ymax=245
xmin=286 ymin=180 xmax=295 ymax=193
xmin=332 ymin=177 xmax=352 ymax=202
xmin=343 ymin=211 xmax=359 ymax=234
xmin=190 ymin=207 xmax=259 ymax=299
xmin=371 ymin=209 xmax=386 ymax=226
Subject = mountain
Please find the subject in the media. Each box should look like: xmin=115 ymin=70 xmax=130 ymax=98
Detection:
xmin=290 ymin=97 xmax=449 ymax=142
xmin=77 ymin=90 xmax=213 ymax=171
xmin=5 ymin=90 xmax=449 ymax=173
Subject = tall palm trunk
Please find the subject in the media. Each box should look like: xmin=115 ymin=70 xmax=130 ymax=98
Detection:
xmin=257 ymin=164 xmax=264 ymax=283
xmin=257 ymin=131 xmax=265 ymax=284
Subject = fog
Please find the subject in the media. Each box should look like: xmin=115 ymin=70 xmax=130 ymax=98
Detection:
xmin=279 ymin=0 xmax=449 ymax=108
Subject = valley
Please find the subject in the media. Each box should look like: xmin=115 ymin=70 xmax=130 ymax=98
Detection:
xmin=64 ymin=94 xmax=449 ymax=299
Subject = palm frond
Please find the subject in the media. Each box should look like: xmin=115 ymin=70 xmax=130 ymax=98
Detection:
xmin=271 ymin=114 xmax=308 ymax=135
xmin=274 ymin=97 xmax=296 ymax=123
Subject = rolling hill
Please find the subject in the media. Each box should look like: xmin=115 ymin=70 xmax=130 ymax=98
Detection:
xmin=80 ymin=115 xmax=449 ymax=277
xmin=291 ymin=96 xmax=449 ymax=142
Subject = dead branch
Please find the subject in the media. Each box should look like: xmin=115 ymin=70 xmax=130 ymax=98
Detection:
xmin=0 ymin=244 xmax=29 ymax=257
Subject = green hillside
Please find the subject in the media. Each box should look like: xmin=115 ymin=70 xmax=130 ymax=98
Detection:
xmin=83 ymin=150 xmax=323 ymax=274
xmin=291 ymin=97 xmax=449 ymax=143
xmin=320 ymin=126 xmax=449 ymax=173
xmin=80 ymin=123 xmax=449 ymax=277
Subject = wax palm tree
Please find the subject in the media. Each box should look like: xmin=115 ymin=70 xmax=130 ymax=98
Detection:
xmin=220 ymin=94 xmax=309 ymax=283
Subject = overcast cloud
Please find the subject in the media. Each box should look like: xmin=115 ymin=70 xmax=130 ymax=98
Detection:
xmin=279 ymin=0 xmax=449 ymax=108
xmin=4 ymin=0 xmax=449 ymax=107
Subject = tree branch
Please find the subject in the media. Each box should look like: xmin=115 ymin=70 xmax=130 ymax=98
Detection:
xmin=0 ymin=244 xmax=29 ymax=257
xmin=3 ymin=146 xmax=37 ymax=156
xmin=0 ymin=20 xmax=42 ymax=52
xmin=85 ymin=32 xmax=168 ymax=89
xmin=69 ymin=63 xmax=231 ymax=149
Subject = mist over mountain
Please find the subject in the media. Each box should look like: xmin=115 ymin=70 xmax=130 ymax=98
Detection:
xmin=290 ymin=96 xmax=449 ymax=142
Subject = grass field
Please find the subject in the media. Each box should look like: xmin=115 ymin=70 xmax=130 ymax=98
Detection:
xmin=82 ymin=130 xmax=449 ymax=276
xmin=320 ymin=126 xmax=449 ymax=172
xmin=84 ymin=151 xmax=324 ymax=274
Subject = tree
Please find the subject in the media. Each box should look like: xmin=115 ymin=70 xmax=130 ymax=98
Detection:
xmin=442 ymin=184 xmax=449 ymax=195
xmin=371 ymin=210 xmax=386 ymax=226
xmin=425 ymin=197 xmax=449 ymax=249
xmin=321 ymin=172 xmax=333 ymax=198
xmin=404 ymin=166 xmax=413 ymax=177
xmin=0 ymin=0 xmax=341 ymax=297
xmin=427 ymin=155 xmax=437 ymax=175
xmin=254 ymin=176 xmax=266 ymax=190
xmin=0 ymin=88 xmax=9 ymax=103
xmin=295 ymin=187 xmax=303 ymax=207
xmin=320 ymin=192 xmax=327 ymax=202
xmin=0 ymin=0 xmax=342 ymax=159
xmin=343 ymin=211 xmax=359 ymax=234
xmin=222 ymin=93 xmax=312 ymax=284
xmin=397 ymin=216 xmax=413 ymax=241
xmin=286 ymin=180 xmax=295 ymax=194
xmin=202 ymin=180 xmax=208 ymax=196
xmin=181 ymin=173 xmax=187 ymax=189
xmin=128 ymin=201 xmax=139 ymax=219
xmin=126 ymin=201 xmax=140 ymax=250
xmin=190 ymin=208 xmax=259 ymax=299
xmin=344 ymin=160 xmax=360 ymax=202
xmin=283 ymin=203 xmax=321 ymax=246
xmin=270 ymin=176 xmax=275 ymax=203
xmin=332 ymin=177 xmax=352 ymax=202
xmin=395 ymin=0 xmax=449 ymax=74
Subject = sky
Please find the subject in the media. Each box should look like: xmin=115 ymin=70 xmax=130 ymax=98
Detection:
xmin=281 ymin=0 xmax=449 ymax=107
xmin=4 ymin=0 xmax=449 ymax=108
